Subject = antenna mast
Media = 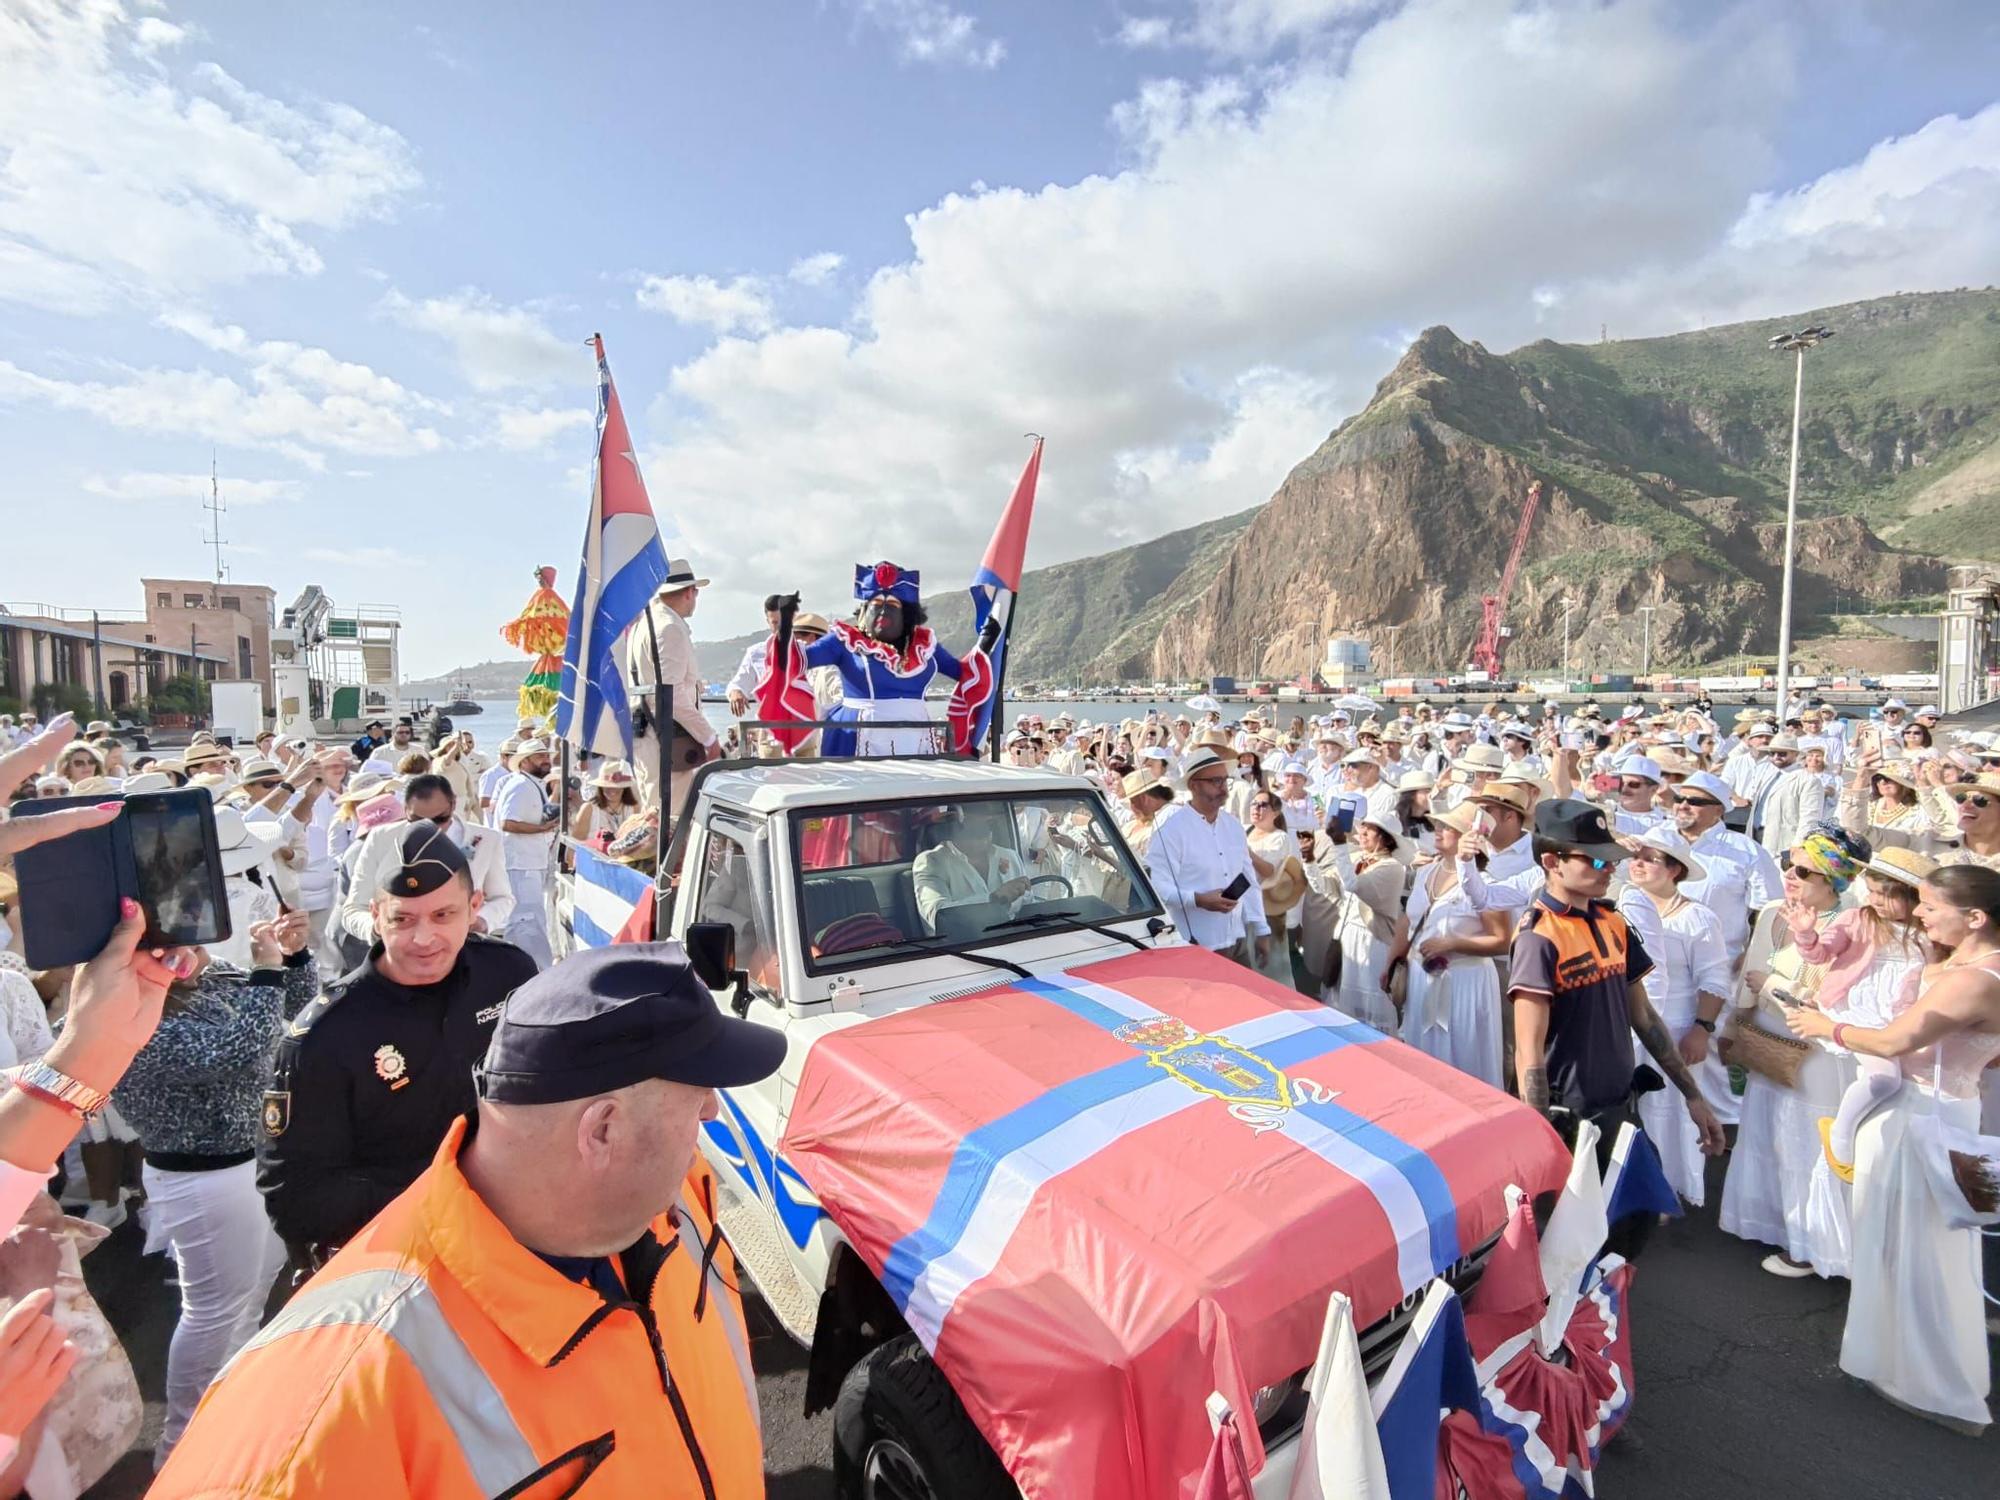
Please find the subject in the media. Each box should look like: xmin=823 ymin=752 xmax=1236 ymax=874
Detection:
xmin=201 ymin=452 xmax=229 ymax=601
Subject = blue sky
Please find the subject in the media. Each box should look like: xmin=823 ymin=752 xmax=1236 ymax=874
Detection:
xmin=3 ymin=0 xmax=1999 ymax=676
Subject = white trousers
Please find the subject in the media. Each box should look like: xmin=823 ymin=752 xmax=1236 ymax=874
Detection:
xmin=140 ymin=1160 xmax=287 ymax=1462
xmin=505 ymin=867 xmax=554 ymax=968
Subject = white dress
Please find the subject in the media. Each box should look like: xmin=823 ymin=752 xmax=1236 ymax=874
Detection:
xmin=1719 ymin=904 xmax=1853 ymax=1276
xmin=1399 ymin=866 xmax=1502 ymax=1087
xmin=1841 ymin=962 xmax=2000 ymax=1430
xmin=1323 ymin=851 xmax=1404 ymax=1033
xmin=1618 ymin=889 xmax=1731 ymax=1206
xmin=1801 ymin=944 xmax=1924 ymax=1276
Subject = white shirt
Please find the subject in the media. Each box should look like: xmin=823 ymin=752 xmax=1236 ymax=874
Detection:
xmin=493 ymin=770 xmax=555 ymax=871
xmin=1681 ymin=823 xmax=1783 ymax=967
xmin=1146 ymin=806 xmax=1269 ymax=951
xmin=340 ymin=817 xmax=516 ymax=942
xmin=478 ymin=761 xmax=511 ymax=815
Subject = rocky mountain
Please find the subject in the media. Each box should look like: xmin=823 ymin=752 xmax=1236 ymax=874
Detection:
xmin=1152 ymin=289 xmax=1993 ymax=680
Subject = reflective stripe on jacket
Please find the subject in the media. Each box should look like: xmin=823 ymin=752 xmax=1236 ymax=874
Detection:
xmin=153 ymin=1116 xmax=763 ymax=1500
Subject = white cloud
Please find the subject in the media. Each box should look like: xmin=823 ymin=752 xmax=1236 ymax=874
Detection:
xmin=630 ymin=0 xmax=2000 ymax=636
xmin=788 ymin=251 xmax=846 ymax=287
xmin=380 ymin=288 xmax=584 ymax=392
xmin=847 ymin=1 xmax=1005 ymax=69
xmin=0 ymin=311 xmax=450 ymax=469
xmin=82 ymin=471 xmax=304 ymax=504
xmin=0 ymin=1 xmax=419 ymax=311
xmin=636 ymin=273 xmax=778 ymax=335
xmin=490 ymin=403 xmax=593 ymax=453
xmin=1118 ymin=1 xmax=1376 ymax=56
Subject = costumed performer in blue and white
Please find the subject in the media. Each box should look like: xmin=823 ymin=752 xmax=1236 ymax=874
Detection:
xmin=760 ymin=561 xmax=992 ymax=758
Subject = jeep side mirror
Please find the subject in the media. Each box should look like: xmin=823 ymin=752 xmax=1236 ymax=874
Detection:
xmin=686 ymin=922 xmax=737 ymax=990
xmin=687 ymin=921 xmax=756 ymax=1017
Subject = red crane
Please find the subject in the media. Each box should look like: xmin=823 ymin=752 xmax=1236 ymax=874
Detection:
xmin=1468 ymin=480 xmax=1543 ymax=680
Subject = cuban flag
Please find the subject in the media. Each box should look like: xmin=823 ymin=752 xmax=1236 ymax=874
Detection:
xmin=1371 ymin=1281 xmax=1484 ymax=1500
xmin=945 ymin=436 xmax=1040 ymax=755
xmin=1601 ymin=1121 xmax=1681 ymax=1235
xmin=555 ymin=334 xmax=670 ymax=759
xmin=779 ymin=947 xmax=1571 ymax=1499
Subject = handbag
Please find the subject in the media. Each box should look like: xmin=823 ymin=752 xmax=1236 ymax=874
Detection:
xmin=1722 ymin=1014 xmax=1813 ymax=1087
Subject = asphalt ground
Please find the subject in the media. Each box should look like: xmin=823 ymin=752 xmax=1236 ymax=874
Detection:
xmin=78 ymin=1146 xmax=1997 ymax=1498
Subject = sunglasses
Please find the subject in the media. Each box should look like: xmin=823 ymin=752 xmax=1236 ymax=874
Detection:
xmin=1958 ymin=792 xmax=1995 ymax=810
xmin=1671 ymin=794 xmax=1721 ymax=809
xmin=1619 ymin=779 xmax=1653 ymax=793
xmin=1779 ymin=856 xmax=1826 ymax=880
xmin=1562 ymin=851 xmax=1613 ymax=871
xmin=409 ymin=810 xmax=454 ymax=827
xmin=1189 ymin=774 xmax=1229 ymax=789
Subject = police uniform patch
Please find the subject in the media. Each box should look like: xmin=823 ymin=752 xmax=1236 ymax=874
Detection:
xmin=262 ymin=1090 xmax=291 ymax=1137
xmin=374 ymin=1044 xmax=410 ymax=1089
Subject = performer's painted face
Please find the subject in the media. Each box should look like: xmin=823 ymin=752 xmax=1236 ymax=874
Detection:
xmin=864 ymin=597 xmax=904 ymax=641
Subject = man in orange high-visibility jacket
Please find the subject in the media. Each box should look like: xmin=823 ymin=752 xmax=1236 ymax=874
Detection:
xmin=154 ymin=943 xmax=784 ymax=1500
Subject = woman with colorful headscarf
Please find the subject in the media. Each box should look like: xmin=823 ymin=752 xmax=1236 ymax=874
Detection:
xmin=1720 ymin=823 xmax=1869 ymax=1279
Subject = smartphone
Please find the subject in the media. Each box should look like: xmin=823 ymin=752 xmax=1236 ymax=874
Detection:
xmin=1767 ymin=986 xmax=1803 ymax=1009
xmin=1332 ymin=803 xmax=1358 ymax=835
xmin=1589 ymin=772 xmax=1621 ymax=795
xmin=12 ymin=790 xmax=231 ymax=967
xmin=1562 ymin=731 xmax=1583 ymax=751
xmin=1221 ymin=871 xmax=1252 ymax=901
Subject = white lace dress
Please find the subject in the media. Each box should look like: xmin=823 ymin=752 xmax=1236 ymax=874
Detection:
xmin=1841 ymin=960 xmax=2000 ymax=1430
xmin=1399 ymin=867 xmax=1502 ymax=1087
xmin=1720 ymin=904 xmax=1853 ymax=1277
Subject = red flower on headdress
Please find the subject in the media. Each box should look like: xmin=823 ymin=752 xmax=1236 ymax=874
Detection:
xmin=873 ymin=561 xmax=900 ymax=591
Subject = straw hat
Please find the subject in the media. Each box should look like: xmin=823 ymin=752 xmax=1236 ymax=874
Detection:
xmin=1121 ymin=767 xmax=1172 ymax=800
xmin=586 ymin=759 xmax=636 ymax=791
xmin=1623 ymin=825 xmax=1707 ymax=884
xmin=68 ymin=775 xmax=119 ymax=796
xmin=1471 ymin=781 xmax=1533 ymax=816
xmin=1396 ymin=770 xmax=1437 ymax=792
xmin=1432 ymin=801 xmax=1483 ymax=838
xmin=182 ymin=741 xmax=233 ymax=769
xmin=1357 ymin=808 xmax=1404 ymax=844
xmin=1260 ymin=856 xmax=1308 ymax=919
xmin=1871 ymin=763 xmax=1921 ymax=793
xmin=1866 ymin=845 xmax=1937 ymax=888
xmin=1947 ymin=770 xmax=2000 ymax=799
xmin=1451 ymin=743 xmax=1507 ymax=776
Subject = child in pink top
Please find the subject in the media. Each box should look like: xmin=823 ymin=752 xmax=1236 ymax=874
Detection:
xmin=1786 ymin=854 xmax=1932 ymax=1173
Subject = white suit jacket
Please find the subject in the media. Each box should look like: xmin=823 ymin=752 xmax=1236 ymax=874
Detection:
xmin=624 ymin=602 xmax=717 ymax=747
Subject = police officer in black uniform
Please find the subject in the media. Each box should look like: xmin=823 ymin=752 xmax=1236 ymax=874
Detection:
xmin=257 ymin=822 xmax=538 ymax=1264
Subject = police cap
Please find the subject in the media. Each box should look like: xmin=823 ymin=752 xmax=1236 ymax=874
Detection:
xmin=379 ymin=821 xmax=471 ymax=897
xmin=478 ymin=943 xmax=785 ymax=1104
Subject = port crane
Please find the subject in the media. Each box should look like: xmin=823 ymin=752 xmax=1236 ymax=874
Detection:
xmin=1467 ymin=480 xmax=1542 ymax=680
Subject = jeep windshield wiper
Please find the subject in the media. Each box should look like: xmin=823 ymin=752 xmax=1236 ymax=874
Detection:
xmin=883 ymin=931 xmax=1032 ymax=979
xmin=982 ymin=909 xmax=1154 ymax=953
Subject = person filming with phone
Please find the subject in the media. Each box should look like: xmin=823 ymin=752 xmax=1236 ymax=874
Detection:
xmin=1146 ymin=747 xmax=1270 ymax=968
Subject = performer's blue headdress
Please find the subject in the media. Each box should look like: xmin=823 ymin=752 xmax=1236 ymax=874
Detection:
xmin=855 ymin=560 xmax=922 ymax=605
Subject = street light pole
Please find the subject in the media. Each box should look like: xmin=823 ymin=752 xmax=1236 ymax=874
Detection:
xmin=1768 ymin=323 xmax=1835 ymax=725
xmin=1385 ymin=625 xmax=1402 ymax=680
xmin=1638 ymin=605 xmax=1656 ymax=677
xmin=1561 ymin=597 xmax=1576 ymax=682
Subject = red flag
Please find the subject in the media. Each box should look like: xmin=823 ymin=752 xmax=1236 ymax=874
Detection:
xmin=1194 ymin=1399 xmax=1256 ymax=1500
xmin=754 ymin=634 xmax=817 ymax=755
xmin=974 ymin=436 xmax=1041 ymax=593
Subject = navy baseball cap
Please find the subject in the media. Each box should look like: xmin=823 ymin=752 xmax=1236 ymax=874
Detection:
xmin=477 ymin=943 xmax=785 ymax=1104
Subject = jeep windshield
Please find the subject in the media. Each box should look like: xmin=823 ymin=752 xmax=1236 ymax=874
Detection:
xmin=791 ymin=790 xmax=1162 ymax=972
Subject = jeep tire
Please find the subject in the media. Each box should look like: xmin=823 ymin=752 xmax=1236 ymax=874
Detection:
xmin=831 ymin=1334 xmax=1015 ymax=1500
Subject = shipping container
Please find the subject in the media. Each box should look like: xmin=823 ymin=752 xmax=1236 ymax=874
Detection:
xmin=1210 ymin=676 xmax=1238 ymax=695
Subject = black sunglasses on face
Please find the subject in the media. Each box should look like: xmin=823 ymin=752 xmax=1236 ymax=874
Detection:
xmin=1779 ymin=856 xmax=1825 ymax=879
xmin=1561 ymin=850 xmax=1612 ymax=871
xmin=1959 ymin=792 xmax=1995 ymax=810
